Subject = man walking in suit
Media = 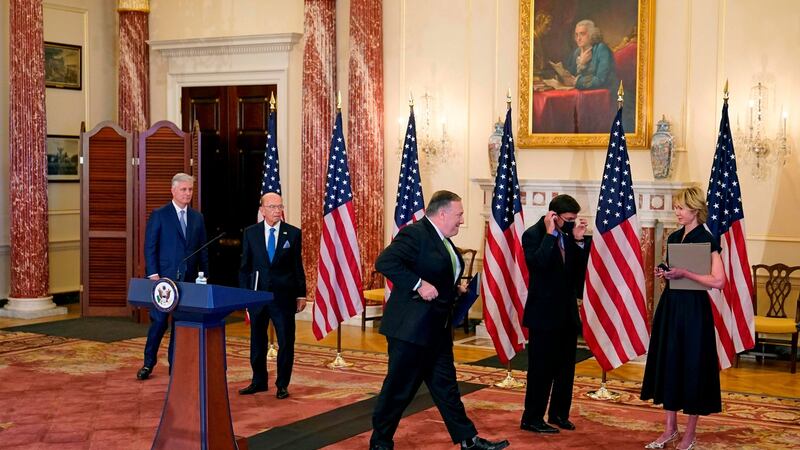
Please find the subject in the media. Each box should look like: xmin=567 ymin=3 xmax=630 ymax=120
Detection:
xmin=238 ymin=192 xmax=306 ymax=400
xmin=370 ymin=191 xmax=509 ymax=450
xmin=520 ymin=194 xmax=589 ymax=433
xmin=137 ymin=173 xmax=208 ymax=380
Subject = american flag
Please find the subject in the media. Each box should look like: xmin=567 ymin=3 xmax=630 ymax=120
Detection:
xmin=257 ymin=105 xmax=282 ymax=221
xmin=262 ymin=106 xmax=282 ymax=196
xmin=247 ymin=101 xmax=282 ymax=325
xmin=387 ymin=110 xmax=425 ymax=298
xmin=705 ymin=101 xmax=755 ymax=369
xmin=312 ymin=110 xmax=364 ymax=340
xmin=480 ymin=107 xmax=529 ymax=365
xmin=581 ymin=108 xmax=650 ymax=371
xmin=393 ymin=111 xmax=425 ymax=235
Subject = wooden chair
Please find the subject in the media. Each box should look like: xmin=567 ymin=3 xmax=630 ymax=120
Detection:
xmin=736 ymin=263 xmax=800 ymax=373
xmin=456 ymin=247 xmax=478 ymax=333
xmin=362 ymin=270 xmax=385 ymax=331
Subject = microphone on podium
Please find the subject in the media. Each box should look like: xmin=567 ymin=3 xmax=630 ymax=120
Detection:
xmin=176 ymin=231 xmax=226 ymax=282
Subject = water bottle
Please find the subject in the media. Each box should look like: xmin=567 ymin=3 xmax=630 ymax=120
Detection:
xmin=195 ymin=271 xmax=207 ymax=285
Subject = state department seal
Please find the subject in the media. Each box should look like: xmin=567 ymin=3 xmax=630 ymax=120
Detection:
xmin=152 ymin=278 xmax=180 ymax=313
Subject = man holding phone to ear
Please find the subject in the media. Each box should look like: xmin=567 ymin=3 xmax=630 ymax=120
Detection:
xmin=520 ymin=194 xmax=590 ymax=434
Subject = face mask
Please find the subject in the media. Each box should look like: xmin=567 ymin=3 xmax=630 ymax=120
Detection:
xmin=560 ymin=220 xmax=576 ymax=235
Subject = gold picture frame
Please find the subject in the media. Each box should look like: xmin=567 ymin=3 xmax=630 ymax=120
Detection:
xmin=45 ymin=41 xmax=82 ymax=90
xmin=518 ymin=0 xmax=654 ymax=148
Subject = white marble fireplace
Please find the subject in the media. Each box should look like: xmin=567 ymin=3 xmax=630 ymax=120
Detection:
xmin=471 ymin=178 xmax=694 ymax=338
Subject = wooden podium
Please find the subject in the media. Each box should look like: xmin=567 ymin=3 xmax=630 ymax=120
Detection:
xmin=128 ymin=278 xmax=272 ymax=450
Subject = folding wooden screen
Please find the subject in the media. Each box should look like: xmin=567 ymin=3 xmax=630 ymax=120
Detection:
xmin=80 ymin=120 xmax=196 ymax=317
xmin=134 ymin=120 xmax=193 ymax=279
xmin=80 ymin=122 xmax=133 ymax=316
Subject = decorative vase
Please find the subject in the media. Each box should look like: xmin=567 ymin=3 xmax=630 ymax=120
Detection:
xmin=650 ymin=115 xmax=674 ymax=179
xmin=488 ymin=119 xmax=504 ymax=177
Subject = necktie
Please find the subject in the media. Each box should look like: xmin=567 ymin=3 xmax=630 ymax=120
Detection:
xmin=267 ymin=227 xmax=276 ymax=263
xmin=179 ymin=210 xmax=187 ymax=237
xmin=558 ymin=232 xmax=565 ymax=262
xmin=443 ymin=238 xmax=458 ymax=284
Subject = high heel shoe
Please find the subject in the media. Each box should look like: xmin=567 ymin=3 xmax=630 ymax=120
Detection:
xmin=676 ymin=440 xmax=696 ymax=450
xmin=644 ymin=430 xmax=679 ymax=449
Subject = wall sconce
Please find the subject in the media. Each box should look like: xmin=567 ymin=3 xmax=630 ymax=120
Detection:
xmin=735 ymin=82 xmax=791 ymax=180
xmin=397 ymin=91 xmax=450 ymax=171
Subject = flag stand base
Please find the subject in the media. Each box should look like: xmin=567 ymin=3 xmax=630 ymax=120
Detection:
xmin=267 ymin=344 xmax=278 ymax=360
xmin=327 ymin=352 xmax=353 ymax=369
xmin=586 ymin=383 xmax=620 ymax=401
xmin=494 ymin=370 xmax=525 ymax=389
xmin=327 ymin=330 xmax=353 ymax=369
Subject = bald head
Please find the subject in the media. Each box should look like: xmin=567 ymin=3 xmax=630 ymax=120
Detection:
xmin=261 ymin=192 xmax=282 ymax=206
xmin=259 ymin=192 xmax=284 ymax=226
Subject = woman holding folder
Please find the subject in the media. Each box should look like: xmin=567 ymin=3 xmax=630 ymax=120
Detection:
xmin=640 ymin=186 xmax=726 ymax=450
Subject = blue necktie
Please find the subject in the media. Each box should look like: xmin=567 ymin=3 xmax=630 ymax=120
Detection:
xmin=267 ymin=227 xmax=276 ymax=262
xmin=179 ymin=210 xmax=187 ymax=237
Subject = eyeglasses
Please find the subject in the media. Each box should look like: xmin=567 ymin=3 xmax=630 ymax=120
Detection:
xmin=263 ymin=204 xmax=284 ymax=211
xmin=558 ymin=214 xmax=576 ymax=223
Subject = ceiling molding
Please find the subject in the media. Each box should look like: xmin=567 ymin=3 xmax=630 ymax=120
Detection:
xmin=149 ymin=33 xmax=302 ymax=58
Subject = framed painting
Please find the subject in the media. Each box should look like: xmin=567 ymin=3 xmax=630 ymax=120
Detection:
xmin=44 ymin=42 xmax=82 ymax=90
xmin=518 ymin=0 xmax=654 ymax=148
xmin=47 ymin=135 xmax=80 ymax=182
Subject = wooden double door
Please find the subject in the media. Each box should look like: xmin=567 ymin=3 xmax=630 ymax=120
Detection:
xmin=181 ymin=85 xmax=277 ymax=288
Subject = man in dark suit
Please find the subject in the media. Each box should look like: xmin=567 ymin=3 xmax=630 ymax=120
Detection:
xmin=137 ymin=173 xmax=208 ymax=380
xmin=238 ymin=192 xmax=306 ymax=400
xmin=370 ymin=191 xmax=509 ymax=450
xmin=520 ymin=194 xmax=589 ymax=433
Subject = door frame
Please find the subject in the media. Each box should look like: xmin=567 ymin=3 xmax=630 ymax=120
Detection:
xmin=150 ymin=33 xmax=300 ymax=213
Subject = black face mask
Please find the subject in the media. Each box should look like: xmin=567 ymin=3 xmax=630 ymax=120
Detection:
xmin=560 ymin=220 xmax=576 ymax=235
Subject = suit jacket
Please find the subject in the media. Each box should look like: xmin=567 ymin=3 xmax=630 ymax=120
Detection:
xmin=144 ymin=202 xmax=208 ymax=282
xmin=376 ymin=218 xmax=464 ymax=346
xmin=238 ymin=221 xmax=306 ymax=303
xmin=522 ymin=216 xmax=590 ymax=333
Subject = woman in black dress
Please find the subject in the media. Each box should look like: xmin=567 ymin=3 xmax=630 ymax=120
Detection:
xmin=640 ymin=186 xmax=725 ymax=450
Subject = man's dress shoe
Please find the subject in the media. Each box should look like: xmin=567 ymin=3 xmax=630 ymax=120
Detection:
xmin=520 ymin=420 xmax=559 ymax=433
xmin=276 ymin=387 xmax=289 ymax=399
xmin=461 ymin=436 xmax=510 ymax=450
xmin=548 ymin=416 xmax=576 ymax=430
xmin=136 ymin=366 xmax=152 ymax=380
xmin=238 ymin=383 xmax=268 ymax=395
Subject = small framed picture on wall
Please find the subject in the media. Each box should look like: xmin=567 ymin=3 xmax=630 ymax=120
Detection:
xmin=47 ymin=135 xmax=80 ymax=182
xmin=44 ymin=41 xmax=82 ymax=90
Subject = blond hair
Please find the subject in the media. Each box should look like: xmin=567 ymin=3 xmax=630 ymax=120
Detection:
xmin=674 ymin=185 xmax=708 ymax=224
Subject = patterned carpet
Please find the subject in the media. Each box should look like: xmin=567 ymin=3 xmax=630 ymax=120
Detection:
xmin=0 ymin=330 xmax=798 ymax=449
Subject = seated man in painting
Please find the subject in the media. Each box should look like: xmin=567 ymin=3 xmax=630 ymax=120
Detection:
xmin=551 ymin=19 xmax=618 ymax=92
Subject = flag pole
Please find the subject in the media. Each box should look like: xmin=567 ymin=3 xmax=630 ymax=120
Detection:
xmin=586 ymin=369 xmax=620 ymax=400
xmin=587 ymin=82 xmax=625 ymax=402
xmin=491 ymin=90 xmax=525 ymax=391
xmin=267 ymin=323 xmax=278 ymax=360
xmin=266 ymin=92 xmax=280 ymax=358
xmin=723 ymin=78 xmax=729 ymax=104
xmin=327 ymin=327 xmax=354 ymax=369
xmin=325 ymin=90 xmax=354 ymax=370
xmin=494 ymin=360 xmax=526 ymax=389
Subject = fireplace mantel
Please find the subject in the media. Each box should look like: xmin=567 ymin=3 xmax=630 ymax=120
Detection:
xmin=471 ymin=178 xmax=694 ymax=335
xmin=472 ymin=178 xmax=694 ymax=229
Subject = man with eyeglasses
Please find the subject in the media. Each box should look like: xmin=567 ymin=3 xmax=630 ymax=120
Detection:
xmin=520 ymin=194 xmax=590 ymax=434
xmin=238 ymin=192 xmax=306 ymax=400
